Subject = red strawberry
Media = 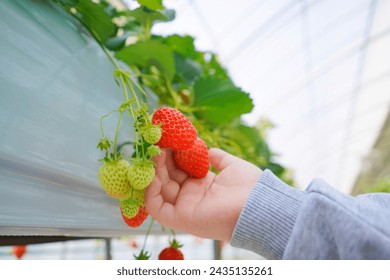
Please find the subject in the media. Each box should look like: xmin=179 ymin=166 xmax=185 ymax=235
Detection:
xmin=173 ymin=138 xmax=209 ymax=178
xmin=152 ymin=107 xmax=197 ymax=150
xmin=158 ymin=239 xmax=184 ymax=260
xmin=121 ymin=206 xmax=148 ymax=228
xmin=13 ymin=245 xmax=27 ymax=259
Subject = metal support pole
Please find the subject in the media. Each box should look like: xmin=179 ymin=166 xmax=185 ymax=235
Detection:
xmin=213 ymin=240 xmax=222 ymax=260
xmin=104 ymin=238 xmax=112 ymax=260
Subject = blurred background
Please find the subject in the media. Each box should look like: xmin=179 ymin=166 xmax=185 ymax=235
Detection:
xmin=0 ymin=236 xmax=260 ymax=260
xmin=149 ymin=0 xmax=390 ymax=195
xmin=0 ymin=0 xmax=389 ymax=260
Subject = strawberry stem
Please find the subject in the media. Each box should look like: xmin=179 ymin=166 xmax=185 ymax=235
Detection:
xmin=112 ymin=111 xmax=123 ymax=157
xmin=128 ymin=77 xmax=147 ymax=98
xmin=119 ymin=74 xmax=130 ymax=102
xmin=141 ymin=218 xmax=155 ymax=252
xmin=99 ymin=109 xmax=119 ymax=138
xmin=165 ymin=79 xmax=181 ymax=108
xmin=168 ymin=229 xmax=183 ymax=249
xmin=124 ymin=77 xmax=141 ymax=109
xmin=101 ymin=44 xmax=121 ymax=70
xmin=170 ymin=228 xmax=176 ymax=239
xmin=117 ymin=141 xmax=134 ymax=153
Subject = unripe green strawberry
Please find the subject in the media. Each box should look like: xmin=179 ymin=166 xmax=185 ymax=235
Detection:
xmin=128 ymin=161 xmax=155 ymax=190
xmin=142 ymin=125 xmax=162 ymax=145
xmin=173 ymin=138 xmax=209 ymax=178
xmin=132 ymin=189 xmax=146 ymax=206
xmin=98 ymin=159 xmax=131 ymax=198
xmin=122 ymin=188 xmax=146 ymax=206
xmin=152 ymin=107 xmax=197 ymax=150
xmin=121 ymin=206 xmax=148 ymax=228
xmin=119 ymin=198 xmax=139 ymax=218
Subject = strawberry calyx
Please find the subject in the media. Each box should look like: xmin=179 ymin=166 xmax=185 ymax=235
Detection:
xmin=99 ymin=151 xmax=124 ymax=163
xmin=134 ymin=249 xmax=151 ymax=260
xmin=96 ymin=137 xmax=112 ymax=151
xmin=146 ymin=145 xmax=162 ymax=157
xmin=169 ymin=238 xmax=183 ymax=249
xmin=121 ymin=188 xmax=145 ymax=206
xmin=130 ymin=157 xmax=154 ymax=167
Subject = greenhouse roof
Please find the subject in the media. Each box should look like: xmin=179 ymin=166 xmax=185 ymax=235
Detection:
xmin=151 ymin=0 xmax=390 ymax=193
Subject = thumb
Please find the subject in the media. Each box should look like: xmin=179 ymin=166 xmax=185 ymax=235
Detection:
xmin=209 ymin=148 xmax=239 ymax=172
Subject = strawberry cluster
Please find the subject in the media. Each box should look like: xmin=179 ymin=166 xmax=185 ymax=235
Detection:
xmin=97 ymin=106 xmax=209 ymax=232
xmin=97 ymin=105 xmax=202 ymax=260
xmin=97 ymin=104 xmax=162 ymax=229
xmin=152 ymin=107 xmax=210 ymax=178
xmin=98 ymin=162 xmax=153 ymax=228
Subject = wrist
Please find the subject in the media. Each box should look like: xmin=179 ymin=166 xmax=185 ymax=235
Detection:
xmin=230 ymin=170 xmax=305 ymax=259
xmin=227 ymin=168 xmax=263 ymax=241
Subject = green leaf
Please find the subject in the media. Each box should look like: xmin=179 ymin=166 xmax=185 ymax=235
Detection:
xmin=52 ymin=0 xmax=79 ymax=7
xmin=105 ymin=32 xmax=131 ymax=51
xmin=238 ymin=124 xmax=270 ymax=154
xmin=367 ymin=179 xmax=390 ymax=193
xmin=166 ymin=35 xmax=197 ymax=58
xmin=125 ymin=7 xmax=175 ymax=26
xmin=193 ymin=77 xmax=253 ymax=125
xmin=174 ymin=53 xmax=202 ymax=85
xmin=99 ymin=0 xmax=118 ymax=18
xmin=267 ymin=162 xmax=285 ymax=177
xmin=73 ymin=0 xmax=116 ymax=43
xmin=137 ymin=0 xmax=164 ymax=11
xmin=197 ymin=53 xmax=230 ymax=79
xmin=116 ymin=40 xmax=175 ymax=81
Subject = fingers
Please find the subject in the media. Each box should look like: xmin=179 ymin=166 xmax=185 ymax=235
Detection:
xmin=160 ymin=180 xmax=180 ymax=204
xmin=164 ymin=148 xmax=176 ymax=170
xmin=146 ymin=148 xmax=196 ymax=229
xmin=153 ymin=149 xmax=186 ymax=186
xmin=144 ymin=176 xmax=177 ymax=229
xmin=155 ymin=159 xmax=170 ymax=186
xmin=163 ymin=149 xmax=189 ymax=185
xmin=209 ymin=148 xmax=239 ymax=172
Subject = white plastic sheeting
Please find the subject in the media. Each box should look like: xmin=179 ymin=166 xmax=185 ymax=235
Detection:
xmin=0 ymin=0 xmax=150 ymax=236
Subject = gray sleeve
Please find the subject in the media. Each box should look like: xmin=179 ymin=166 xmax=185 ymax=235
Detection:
xmin=230 ymin=170 xmax=390 ymax=259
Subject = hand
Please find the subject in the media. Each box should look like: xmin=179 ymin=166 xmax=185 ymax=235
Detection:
xmin=145 ymin=148 xmax=263 ymax=241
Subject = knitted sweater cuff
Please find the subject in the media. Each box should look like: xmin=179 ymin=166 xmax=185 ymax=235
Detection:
xmin=230 ymin=169 xmax=305 ymax=259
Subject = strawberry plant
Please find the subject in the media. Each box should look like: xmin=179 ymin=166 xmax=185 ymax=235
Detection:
xmin=54 ymin=0 xmax=292 ymax=259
